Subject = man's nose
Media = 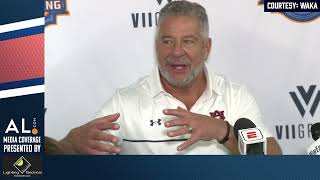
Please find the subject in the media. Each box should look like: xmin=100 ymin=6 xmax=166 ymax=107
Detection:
xmin=172 ymin=42 xmax=185 ymax=57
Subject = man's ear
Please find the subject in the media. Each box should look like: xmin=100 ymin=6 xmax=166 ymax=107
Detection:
xmin=203 ymin=38 xmax=212 ymax=59
xmin=155 ymin=39 xmax=158 ymax=49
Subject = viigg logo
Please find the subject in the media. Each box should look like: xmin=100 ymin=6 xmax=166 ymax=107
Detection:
xmin=275 ymin=85 xmax=319 ymax=140
xmin=157 ymin=0 xmax=172 ymax=5
xmin=289 ymin=85 xmax=320 ymax=117
xmin=131 ymin=0 xmax=173 ymax=28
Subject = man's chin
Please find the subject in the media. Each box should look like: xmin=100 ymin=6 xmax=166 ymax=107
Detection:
xmin=169 ymin=76 xmax=188 ymax=82
xmin=159 ymin=68 xmax=192 ymax=87
xmin=166 ymin=77 xmax=193 ymax=88
xmin=167 ymin=71 xmax=190 ymax=80
xmin=168 ymin=66 xmax=190 ymax=75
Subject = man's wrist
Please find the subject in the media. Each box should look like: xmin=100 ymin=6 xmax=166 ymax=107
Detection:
xmin=59 ymin=136 xmax=77 ymax=154
xmin=217 ymin=121 xmax=230 ymax=144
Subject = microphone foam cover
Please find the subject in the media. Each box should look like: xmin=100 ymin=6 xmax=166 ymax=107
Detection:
xmin=233 ymin=118 xmax=256 ymax=140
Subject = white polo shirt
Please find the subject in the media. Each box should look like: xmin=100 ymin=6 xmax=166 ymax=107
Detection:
xmin=95 ymin=66 xmax=272 ymax=155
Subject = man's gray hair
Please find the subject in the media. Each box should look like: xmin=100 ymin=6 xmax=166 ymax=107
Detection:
xmin=157 ymin=0 xmax=209 ymax=39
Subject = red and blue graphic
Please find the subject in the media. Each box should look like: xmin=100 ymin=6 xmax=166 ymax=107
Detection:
xmin=0 ymin=0 xmax=44 ymax=177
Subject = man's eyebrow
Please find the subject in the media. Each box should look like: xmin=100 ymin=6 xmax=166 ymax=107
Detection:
xmin=160 ymin=35 xmax=199 ymax=39
xmin=160 ymin=35 xmax=174 ymax=39
xmin=183 ymin=35 xmax=199 ymax=39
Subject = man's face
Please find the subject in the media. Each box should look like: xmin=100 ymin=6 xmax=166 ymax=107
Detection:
xmin=156 ymin=16 xmax=211 ymax=88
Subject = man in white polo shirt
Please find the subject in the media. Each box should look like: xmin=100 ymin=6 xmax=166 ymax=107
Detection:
xmin=60 ymin=0 xmax=282 ymax=155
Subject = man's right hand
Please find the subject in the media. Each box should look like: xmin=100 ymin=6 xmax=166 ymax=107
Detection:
xmin=60 ymin=113 xmax=121 ymax=155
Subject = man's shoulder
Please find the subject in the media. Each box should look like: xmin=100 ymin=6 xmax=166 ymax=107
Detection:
xmin=210 ymin=72 xmax=246 ymax=96
xmin=211 ymin=73 xmax=259 ymax=118
xmin=116 ymin=74 xmax=152 ymax=99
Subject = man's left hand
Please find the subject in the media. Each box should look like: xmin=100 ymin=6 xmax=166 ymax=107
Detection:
xmin=163 ymin=107 xmax=227 ymax=151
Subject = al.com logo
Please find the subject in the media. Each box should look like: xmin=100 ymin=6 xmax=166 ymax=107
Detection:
xmin=5 ymin=118 xmax=39 ymax=135
xmin=2 ymin=117 xmax=42 ymax=154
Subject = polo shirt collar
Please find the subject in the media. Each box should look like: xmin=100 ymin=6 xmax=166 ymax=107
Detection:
xmin=148 ymin=64 xmax=222 ymax=98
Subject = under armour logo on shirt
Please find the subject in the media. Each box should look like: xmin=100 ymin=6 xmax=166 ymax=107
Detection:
xmin=150 ymin=119 xmax=162 ymax=126
xmin=210 ymin=110 xmax=225 ymax=120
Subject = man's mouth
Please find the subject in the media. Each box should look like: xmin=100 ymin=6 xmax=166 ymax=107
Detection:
xmin=168 ymin=64 xmax=190 ymax=73
xmin=165 ymin=58 xmax=191 ymax=73
xmin=171 ymin=64 xmax=187 ymax=70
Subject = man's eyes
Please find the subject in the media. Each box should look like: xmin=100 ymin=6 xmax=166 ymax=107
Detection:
xmin=163 ymin=39 xmax=174 ymax=45
xmin=161 ymin=38 xmax=197 ymax=46
xmin=184 ymin=39 xmax=195 ymax=45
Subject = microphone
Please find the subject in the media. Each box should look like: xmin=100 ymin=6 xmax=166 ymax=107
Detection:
xmin=234 ymin=118 xmax=267 ymax=155
xmin=307 ymin=123 xmax=320 ymax=155
xmin=311 ymin=122 xmax=320 ymax=141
